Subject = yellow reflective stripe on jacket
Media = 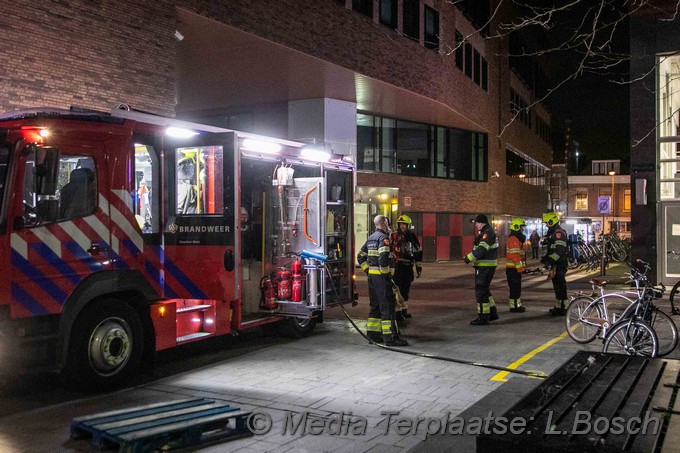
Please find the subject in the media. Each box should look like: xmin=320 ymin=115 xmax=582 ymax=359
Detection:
xmin=475 ymin=260 xmax=497 ymax=266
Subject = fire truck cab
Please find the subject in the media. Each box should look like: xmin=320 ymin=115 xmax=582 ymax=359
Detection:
xmin=0 ymin=107 xmax=355 ymax=389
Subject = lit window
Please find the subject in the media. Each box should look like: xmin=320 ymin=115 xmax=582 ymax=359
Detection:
xmin=575 ymin=191 xmax=588 ymax=211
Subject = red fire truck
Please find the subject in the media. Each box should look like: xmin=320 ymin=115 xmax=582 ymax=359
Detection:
xmin=0 ymin=107 xmax=356 ymax=389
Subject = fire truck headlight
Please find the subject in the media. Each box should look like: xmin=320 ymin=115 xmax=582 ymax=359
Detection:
xmin=166 ymin=127 xmax=198 ymax=138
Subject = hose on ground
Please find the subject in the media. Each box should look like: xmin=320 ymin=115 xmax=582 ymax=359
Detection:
xmin=325 ymin=266 xmax=546 ymax=380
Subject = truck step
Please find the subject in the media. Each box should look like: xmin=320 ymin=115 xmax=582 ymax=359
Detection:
xmin=70 ymin=397 xmax=252 ymax=452
xmin=176 ymin=304 xmax=213 ymax=313
xmin=176 ymin=332 xmax=213 ymax=343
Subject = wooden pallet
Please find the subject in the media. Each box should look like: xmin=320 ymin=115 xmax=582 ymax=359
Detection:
xmin=70 ymin=397 xmax=252 ymax=452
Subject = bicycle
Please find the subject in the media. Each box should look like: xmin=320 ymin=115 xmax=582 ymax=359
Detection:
xmin=665 ymin=251 xmax=680 ymax=315
xmin=565 ymin=260 xmax=678 ymax=356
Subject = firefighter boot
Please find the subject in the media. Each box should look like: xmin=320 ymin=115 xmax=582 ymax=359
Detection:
xmin=489 ymin=297 xmax=499 ymax=321
xmin=402 ymin=309 xmax=412 ymax=319
xmin=385 ymin=335 xmax=409 ymax=347
xmin=509 ymin=298 xmax=526 ymax=313
xmin=490 ymin=306 xmax=500 ymax=321
xmin=366 ymin=331 xmax=383 ymax=343
xmin=470 ymin=314 xmax=490 ymax=325
xmin=395 ymin=311 xmax=407 ymax=328
xmin=549 ymin=300 xmax=568 ymax=316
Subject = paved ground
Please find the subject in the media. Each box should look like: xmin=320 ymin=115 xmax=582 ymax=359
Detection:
xmin=0 ymin=258 xmax=677 ymax=452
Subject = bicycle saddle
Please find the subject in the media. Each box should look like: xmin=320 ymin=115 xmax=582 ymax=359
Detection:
xmin=589 ymin=278 xmax=609 ymax=287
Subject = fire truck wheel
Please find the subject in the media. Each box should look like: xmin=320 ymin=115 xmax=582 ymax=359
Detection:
xmin=275 ymin=317 xmax=317 ymax=339
xmin=64 ymin=299 xmax=144 ymax=390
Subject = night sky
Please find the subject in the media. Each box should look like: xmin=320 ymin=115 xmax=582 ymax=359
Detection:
xmin=519 ymin=0 xmax=632 ymax=171
xmin=551 ymin=72 xmax=631 ymax=166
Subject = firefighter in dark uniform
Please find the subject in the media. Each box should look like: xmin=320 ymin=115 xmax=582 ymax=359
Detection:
xmin=541 ymin=212 xmax=570 ymax=315
xmin=464 ymin=214 xmax=499 ymax=325
xmin=391 ymin=214 xmax=422 ymax=320
xmin=357 ymin=215 xmax=409 ymax=346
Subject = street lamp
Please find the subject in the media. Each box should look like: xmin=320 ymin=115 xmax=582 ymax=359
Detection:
xmin=575 ymin=151 xmax=580 ymax=173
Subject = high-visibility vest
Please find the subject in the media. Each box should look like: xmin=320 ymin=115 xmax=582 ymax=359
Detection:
xmin=506 ymin=233 xmax=525 ymax=272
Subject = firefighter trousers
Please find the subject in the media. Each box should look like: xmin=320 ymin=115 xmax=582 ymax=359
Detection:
xmin=394 ymin=262 xmax=415 ymax=301
xmin=475 ymin=267 xmax=496 ymax=314
xmin=367 ymin=275 xmax=397 ymax=338
xmin=506 ymin=268 xmax=522 ymax=300
xmin=551 ymin=264 xmax=568 ymax=301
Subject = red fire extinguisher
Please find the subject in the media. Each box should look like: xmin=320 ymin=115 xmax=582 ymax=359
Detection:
xmin=273 ymin=268 xmax=292 ymax=300
xmin=291 ymin=258 xmax=306 ymax=302
xmin=261 ymin=276 xmax=277 ymax=309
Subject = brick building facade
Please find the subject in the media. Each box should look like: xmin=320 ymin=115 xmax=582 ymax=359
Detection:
xmin=1 ymin=0 xmax=556 ymax=261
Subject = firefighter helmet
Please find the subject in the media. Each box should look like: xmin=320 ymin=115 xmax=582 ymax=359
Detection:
xmin=542 ymin=212 xmax=560 ymax=227
xmin=509 ymin=217 xmax=526 ymax=231
xmin=397 ymin=215 xmax=412 ymax=225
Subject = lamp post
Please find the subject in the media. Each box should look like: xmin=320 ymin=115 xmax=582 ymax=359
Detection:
xmin=609 ymin=170 xmax=616 ymax=232
xmin=600 ymin=170 xmax=616 ymax=276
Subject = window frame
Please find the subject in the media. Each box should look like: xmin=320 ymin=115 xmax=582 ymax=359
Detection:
xmin=352 ymin=0 xmax=373 ymax=19
xmin=403 ymin=0 xmax=420 ymax=42
xmin=424 ymin=5 xmax=439 ymax=51
xmin=379 ymin=0 xmax=398 ymax=28
xmin=575 ymin=190 xmax=588 ymax=211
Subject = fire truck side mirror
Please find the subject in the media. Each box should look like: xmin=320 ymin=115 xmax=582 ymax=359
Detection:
xmin=32 ymin=145 xmax=59 ymax=195
xmin=223 ymin=249 xmax=234 ymax=271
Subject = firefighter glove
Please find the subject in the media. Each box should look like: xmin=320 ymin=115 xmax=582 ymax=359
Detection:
xmin=547 ymin=268 xmax=556 ymax=280
xmin=416 ymin=266 xmax=422 ymax=278
xmin=464 ymin=255 xmax=471 ymax=264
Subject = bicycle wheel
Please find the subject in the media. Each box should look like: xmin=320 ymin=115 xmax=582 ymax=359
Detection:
xmin=565 ymin=296 xmax=601 ymax=343
xmin=648 ymin=307 xmax=679 ymax=356
xmin=603 ymin=320 xmax=658 ymax=357
xmin=669 ymin=280 xmax=680 ymax=315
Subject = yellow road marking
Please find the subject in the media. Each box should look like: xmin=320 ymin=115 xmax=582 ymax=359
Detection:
xmin=490 ymin=330 xmax=570 ymax=382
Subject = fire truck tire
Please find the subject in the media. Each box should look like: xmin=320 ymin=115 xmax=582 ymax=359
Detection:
xmin=64 ymin=299 xmax=144 ymax=390
xmin=275 ymin=317 xmax=317 ymax=338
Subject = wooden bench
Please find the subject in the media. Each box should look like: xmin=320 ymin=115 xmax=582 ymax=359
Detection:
xmin=477 ymin=351 xmax=680 ymax=452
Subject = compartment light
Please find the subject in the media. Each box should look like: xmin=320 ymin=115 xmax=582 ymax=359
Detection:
xmin=242 ymin=139 xmax=281 ymax=154
xmin=301 ymin=147 xmax=331 ymax=162
xmin=166 ymin=127 xmax=198 ymax=138
xmin=20 ymin=127 xmax=48 ymax=143
xmin=158 ymin=306 xmax=166 ymax=317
